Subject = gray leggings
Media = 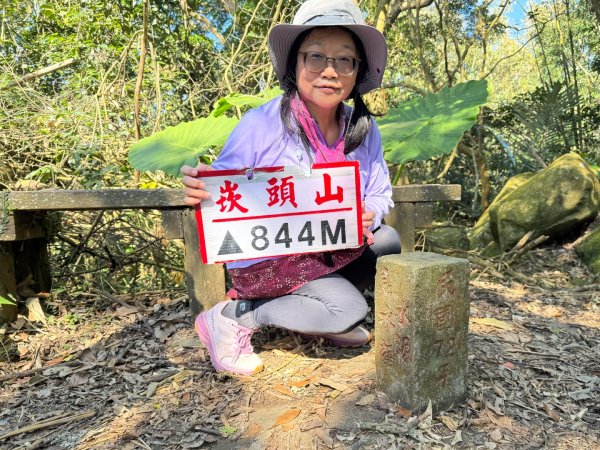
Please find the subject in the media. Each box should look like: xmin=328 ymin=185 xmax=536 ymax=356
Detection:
xmin=244 ymin=225 xmax=401 ymax=334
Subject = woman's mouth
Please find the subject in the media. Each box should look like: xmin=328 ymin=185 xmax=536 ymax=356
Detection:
xmin=318 ymin=86 xmax=338 ymax=94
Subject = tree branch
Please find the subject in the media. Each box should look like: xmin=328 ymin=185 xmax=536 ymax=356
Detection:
xmin=9 ymin=58 xmax=78 ymax=86
xmin=386 ymin=0 xmax=435 ymax=27
xmin=133 ymin=0 xmax=149 ymax=142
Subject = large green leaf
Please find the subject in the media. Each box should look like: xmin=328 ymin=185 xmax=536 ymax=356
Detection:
xmin=377 ymin=80 xmax=488 ymax=165
xmin=128 ymin=115 xmax=238 ymax=177
xmin=211 ymin=87 xmax=283 ymax=117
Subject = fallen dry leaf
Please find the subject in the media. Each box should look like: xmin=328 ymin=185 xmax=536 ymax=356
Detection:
xmin=392 ymin=404 xmax=413 ymax=418
xmin=471 ymin=317 xmax=514 ymax=330
xmin=114 ymin=305 xmax=138 ymax=317
xmin=486 ymin=409 xmax=513 ymax=430
xmin=489 ymin=428 xmax=502 ymax=441
xmin=272 ymin=384 xmax=295 ymax=397
xmin=288 ymin=378 xmax=314 ymax=388
xmin=315 ymin=407 xmax=327 ymax=422
xmin=300 ymin=419 xmax=323 ymax=432
xmin=544 ymin=404 xmax=560 ymax=422
xmin=317 ymin=378 xmax=348 ymax=392
xmin=451 ymin=430 xmax=463 ymax=445
xmin=26 ymin=298 xmax=47 ymax=324
xmin=272 ymin=409 xmax=300 ymax=428
xmin=438 ymin=414 xmax=459 ymax=431
xmin=242 ymin=422 xmax=262 ymax=438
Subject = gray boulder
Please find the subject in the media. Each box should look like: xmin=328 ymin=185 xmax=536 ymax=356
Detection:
xmin=489 ymin=153 xmax=599 ymax=251
xmin=469 ymin=172 xmax=534 ymax=250
xmin=425 ymin=226 xmax=470 ymax=252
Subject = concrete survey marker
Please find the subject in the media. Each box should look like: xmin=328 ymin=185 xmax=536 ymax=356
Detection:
xmin=375 ymin=252 xmax=470 ymax=414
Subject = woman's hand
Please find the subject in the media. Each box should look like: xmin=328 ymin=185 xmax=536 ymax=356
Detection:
xmin=181 ymin=163 xmax=214 ymax=206
xmin=361 ymin=201 xmax=375 ymax=245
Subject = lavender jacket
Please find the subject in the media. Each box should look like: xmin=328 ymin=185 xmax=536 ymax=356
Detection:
xmin=211 ymin=95 xmax=393 ymax=269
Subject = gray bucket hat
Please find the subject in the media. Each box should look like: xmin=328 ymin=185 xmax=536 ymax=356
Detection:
xmin=268 ymin=0 xmax=387 ymax=95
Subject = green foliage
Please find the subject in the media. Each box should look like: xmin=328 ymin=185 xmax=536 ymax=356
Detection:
xmin=211 ymin=87 xmax=283 ymax=117
xmin=128 ymin=115 xmax=238 ymax=176
xmin=129 ymin=88 xmax=281 ymax=176
xmin=377 ymin=80 xmax=489 ymax=165
xmin=0 ymin=294 xmax=16 ymax=306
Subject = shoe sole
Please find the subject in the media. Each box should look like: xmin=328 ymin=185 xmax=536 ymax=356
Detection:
xmin=194 ymin=313 xmax=263 ymax=376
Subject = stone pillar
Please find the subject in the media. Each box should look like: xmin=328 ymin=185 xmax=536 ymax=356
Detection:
xmin=375 ymin=252 xmax=470 ymax=414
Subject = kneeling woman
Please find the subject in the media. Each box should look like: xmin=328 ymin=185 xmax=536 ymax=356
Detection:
xmin=181 ymin=0 xmax=401 ymax=375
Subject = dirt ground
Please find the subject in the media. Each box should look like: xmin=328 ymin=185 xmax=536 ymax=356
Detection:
xmin=0 ymin=244 xmax=599 ymax=449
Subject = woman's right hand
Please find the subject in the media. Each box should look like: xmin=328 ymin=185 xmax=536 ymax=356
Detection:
xmin=180 ymin=163 xmax=214 ymax=206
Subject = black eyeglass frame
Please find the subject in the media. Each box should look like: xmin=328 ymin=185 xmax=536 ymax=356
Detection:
xmin=298 ymin=51 xmax=361 ymax=76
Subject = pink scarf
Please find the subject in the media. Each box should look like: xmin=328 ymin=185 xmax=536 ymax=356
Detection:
xmin=290 ymin=94 xmax=346 ymax=164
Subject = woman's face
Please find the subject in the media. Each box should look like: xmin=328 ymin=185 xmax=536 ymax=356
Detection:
xmin=295 ymin=27 xmax=359 ymax=116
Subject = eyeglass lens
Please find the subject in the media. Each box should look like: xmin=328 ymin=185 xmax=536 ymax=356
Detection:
xmin=303 ymin=52 xmax=357 ymax=75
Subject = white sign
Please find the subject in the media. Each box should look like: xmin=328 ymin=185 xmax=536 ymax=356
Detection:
xmin=195 ymin=162 xmax=362 ymax=264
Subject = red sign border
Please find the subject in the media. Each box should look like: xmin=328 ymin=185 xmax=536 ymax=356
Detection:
xmin=194 ymin=161 xmax=363 ymax=264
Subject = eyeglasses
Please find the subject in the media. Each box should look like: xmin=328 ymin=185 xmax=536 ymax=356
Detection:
xmin=298 ymin=51 xmax=360 ymax=76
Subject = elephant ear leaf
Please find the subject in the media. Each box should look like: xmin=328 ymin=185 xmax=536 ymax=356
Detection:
xmin=128 ymin=115 xmax=238 ymax=177
xmin=211 ymin=87 xmax=283 ymax=117
xmin=377 ymin=79 xmax=488 ymax=165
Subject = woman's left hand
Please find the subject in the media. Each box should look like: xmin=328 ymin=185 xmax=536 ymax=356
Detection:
xmin=361 ymin=202 xmax=375 ymax=245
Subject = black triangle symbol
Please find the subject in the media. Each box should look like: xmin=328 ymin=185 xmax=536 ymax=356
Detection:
xmin=218 ymin=230 xmax=243 ymax=255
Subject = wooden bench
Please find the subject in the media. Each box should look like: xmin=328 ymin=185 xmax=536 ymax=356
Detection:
xmin=384 ymin=184 xmax=462 ymax=252
xmin=0 ymin=184 xmax=460 ymax=322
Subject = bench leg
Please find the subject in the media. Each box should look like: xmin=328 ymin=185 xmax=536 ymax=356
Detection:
xmin=182 ymin=209 xmax=226 ymax=318
xmin=0 ymin=245 xmax=18 ymax=323
xmin=397 ymin=203 xmax=416 ymax=252
xmin=0 ymin=238 xmax=51 ymax=323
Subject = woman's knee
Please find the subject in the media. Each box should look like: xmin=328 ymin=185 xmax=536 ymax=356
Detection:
xmin=328 ymin=294 xmax=368 ymax=333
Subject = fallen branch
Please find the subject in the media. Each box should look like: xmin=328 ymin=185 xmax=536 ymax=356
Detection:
xmin=0 ymin=410 xmax=96 ymax=440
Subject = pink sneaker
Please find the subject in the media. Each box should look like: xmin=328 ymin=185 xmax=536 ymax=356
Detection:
xmin=302 ymin=325 xmax=371 ymax=348
xmin=194 ymin=301 xmax=263 ymax=375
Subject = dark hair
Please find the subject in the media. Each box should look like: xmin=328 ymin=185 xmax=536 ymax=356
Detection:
xmin=279 ymin=27 xmax=376 ymax=154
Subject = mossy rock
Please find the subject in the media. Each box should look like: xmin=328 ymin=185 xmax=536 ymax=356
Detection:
xmin=425 ymin=226 xmax=470 ymax=252
xmin=489 ymin=153 xmax=600 ymax=251
xmin=468 ymin=173 xmax=534 ymax=250
xmin=574 ymin=224 xmax=600 ymax=274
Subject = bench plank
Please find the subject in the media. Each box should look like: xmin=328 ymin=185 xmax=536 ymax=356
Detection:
xmin=7 ymin=189 xmax=186 ymax=211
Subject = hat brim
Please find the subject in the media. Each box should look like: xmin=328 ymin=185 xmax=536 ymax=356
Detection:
xmin=268 ymin=23 xmax=387 ymax=95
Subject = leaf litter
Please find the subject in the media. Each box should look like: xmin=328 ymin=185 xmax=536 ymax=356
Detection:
xmin=0 ymin=244 xmax=598 ymax=449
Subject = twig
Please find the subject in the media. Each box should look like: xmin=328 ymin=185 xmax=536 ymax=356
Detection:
xmin=256 ymin=354 xmax=300 ymax=381
xmin=508 ymin=230 xmax=536 ymax=254
xmin=0 ymin=410 xmax=96 ymax=440
xmin=193 ymin=426 xmax=225 ymax=437
xmin=506 ymin=234 xmax=549 ymax=264
xmin=505 ymin=349 xmax=561 ymax=358
xmin=90 ymin=288 xmax=132 ymax=308
xmin=0 ymin=360 xmax=82 ymax=382
xmin=13 ymin=428 xmax=61 ymax=450
xmin=507 ymin=400 xmax=550 ymax=418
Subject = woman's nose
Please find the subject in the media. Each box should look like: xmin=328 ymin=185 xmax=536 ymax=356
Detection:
xmin=321 ymin=61 xmax=338 ymax=77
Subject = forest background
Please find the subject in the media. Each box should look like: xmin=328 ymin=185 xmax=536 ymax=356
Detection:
xmin=1 ymin=0 xmax=600 ymax=296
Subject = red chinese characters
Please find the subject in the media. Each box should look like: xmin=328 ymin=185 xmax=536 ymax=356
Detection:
xmin=216 ymin=180 xmax=248 ymax=213
xmin=267 ymin=176 xmax=298 ymax=208
xmin=315 ymin=173 xmax=344 ymax=205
